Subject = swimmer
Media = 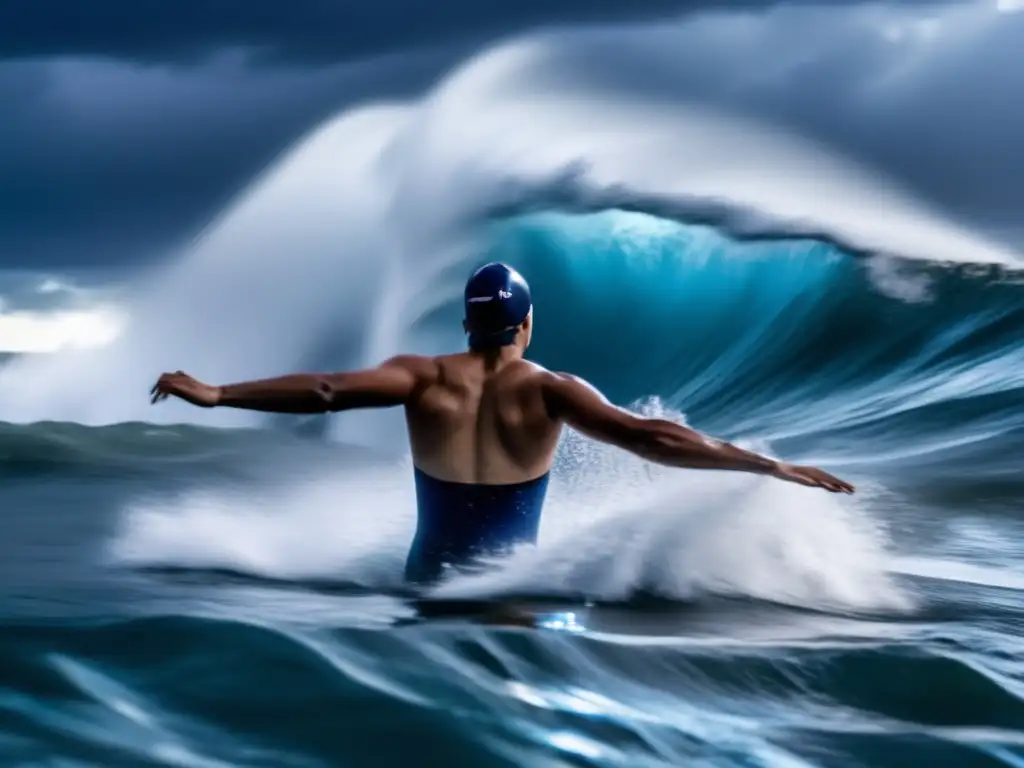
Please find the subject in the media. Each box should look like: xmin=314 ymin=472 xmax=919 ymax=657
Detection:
xmin=151 ymin=262 xmax=854 ymax=583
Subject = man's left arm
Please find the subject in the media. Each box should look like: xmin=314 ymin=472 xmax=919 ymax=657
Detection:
xmin=150 ymin=356 xmax=424 ymax=414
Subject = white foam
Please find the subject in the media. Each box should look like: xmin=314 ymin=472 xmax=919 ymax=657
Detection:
xmin=109 ymin=460 xmax=418 ymax=592
xmin=109 ymin=402 xmax=910 ymax=614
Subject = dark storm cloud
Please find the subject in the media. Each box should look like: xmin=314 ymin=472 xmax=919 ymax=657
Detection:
xmin=0 ymin=0 xmax=1012 ymax=269
xmin=0 ymin=0 xmax=951 ymax=64
xmin=0 ymin=49 xmax=455 ymax=267
xmin=0 ymin=0 xmax=736 ymax=268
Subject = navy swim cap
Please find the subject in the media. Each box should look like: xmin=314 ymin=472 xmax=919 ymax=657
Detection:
xmin=464 ymin=262 xmax=532 ymax=349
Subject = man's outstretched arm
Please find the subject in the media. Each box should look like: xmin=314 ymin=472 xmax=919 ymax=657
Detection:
xmin=543 ymin=372 xmax=853 ymax=493
xmin=150 ymin=356 xmax=424 ymax=414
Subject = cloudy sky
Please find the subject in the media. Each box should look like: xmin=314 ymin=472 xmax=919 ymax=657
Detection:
xmin=2 ymin=0 xmax=1020 ymax=270
xmin=0 ymin=0 xmax=716 ymax=269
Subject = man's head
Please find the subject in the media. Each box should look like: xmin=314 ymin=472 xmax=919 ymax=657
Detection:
xmin=463 ymin=262 xmax=533 ymax=351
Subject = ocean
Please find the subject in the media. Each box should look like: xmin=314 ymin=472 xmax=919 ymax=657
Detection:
xmin=2 ymin=12 xmax=1024 ymax=766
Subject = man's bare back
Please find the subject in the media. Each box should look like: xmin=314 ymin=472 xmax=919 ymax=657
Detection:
xmin=398 ymin=352 xmax=561 ymax=484
xmin=150 ymin=262 xmax=853 ymax=582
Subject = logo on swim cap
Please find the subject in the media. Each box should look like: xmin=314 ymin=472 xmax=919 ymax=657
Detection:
xmin=464 ymin=262 xmax=532 ymax=348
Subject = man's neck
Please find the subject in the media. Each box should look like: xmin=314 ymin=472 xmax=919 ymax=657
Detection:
xmin=468 ymin=344 xmax=526 ymax=369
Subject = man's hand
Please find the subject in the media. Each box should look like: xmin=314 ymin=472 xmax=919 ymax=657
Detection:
xmin=772 ymin=462 xmax=855 ymax=494
xmin=150 ymin=371 xmax=222 ymax=408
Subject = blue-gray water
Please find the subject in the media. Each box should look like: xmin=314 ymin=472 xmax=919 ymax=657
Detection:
xmin=1 ymin=212 xmax=1023 ymax=766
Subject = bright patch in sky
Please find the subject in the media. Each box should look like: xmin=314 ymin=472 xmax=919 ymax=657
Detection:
xmin=0 ymin=306 xmax=125 ymax=353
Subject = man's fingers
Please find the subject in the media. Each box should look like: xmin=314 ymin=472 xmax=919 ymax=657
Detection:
xmin=150 ymin=372 xmax=178 ymax=405
xmin=150 ymin=374 xmax=171 ymax=397
xmin=150 ymin=375 xmax=174 ymax=405
xmin=833 ymin=477 xmax=855 ymax=494
xmin=781 ymin=468 xmax=854 ymax=494
xmin=823 ymin=478 xmax=855 ymax=494
xmin=788 ymin=467 xmax=855 ymax=494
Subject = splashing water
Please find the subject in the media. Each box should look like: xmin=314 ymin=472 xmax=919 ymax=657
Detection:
xmin=109 ymin=400 xmax=909 ymax=614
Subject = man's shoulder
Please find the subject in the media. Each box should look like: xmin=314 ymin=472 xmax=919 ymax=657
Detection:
xmin=508 ymin=365 xmax=604 ymax=419
xmin=516 ymin=364 xmax=580 ymax=387
xmin=381 ymin=354 xmax=440 ymax=381
xmin=512 ymin=358 xmax=553 ymax=376
xmin=504 ymin=362 xmax=582 ymax=400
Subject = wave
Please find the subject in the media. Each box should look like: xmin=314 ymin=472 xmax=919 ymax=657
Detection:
xmin=489 ymin=214 xmax=1024 ymax=461
xmin=3 ymin=217 xmax=1021 ymax=622
xmin=4 ymin=220 xmax=1023 ymax=621
xmin=0 ymin=12 xmax=1020 ymax=432
xmin=0 ymin=613 xmax=1021 ymax=767
xmin=4 ymin=210 xmax=1023 ymax=469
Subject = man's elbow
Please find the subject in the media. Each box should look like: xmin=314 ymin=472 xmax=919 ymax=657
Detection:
xmin=311 ymin=375 xmax=344 ymax=411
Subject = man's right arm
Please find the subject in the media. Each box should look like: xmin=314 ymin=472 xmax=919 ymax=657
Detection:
xmin=543 ymin=372 xmax=853 ymax=493
xmin=151 ymin=355 xmax=429 ymax=414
